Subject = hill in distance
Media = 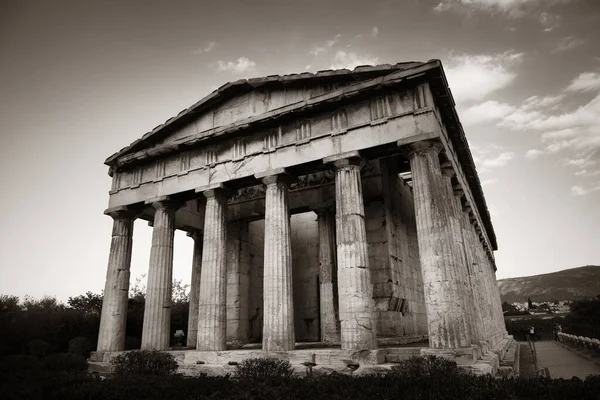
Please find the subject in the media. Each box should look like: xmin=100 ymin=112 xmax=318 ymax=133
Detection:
xmin=498 ymin=265 xmax=600 ymax=304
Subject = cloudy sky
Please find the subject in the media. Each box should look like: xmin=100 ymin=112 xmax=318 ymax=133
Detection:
xmin=1 ymin=0 xmax=599 ymax=301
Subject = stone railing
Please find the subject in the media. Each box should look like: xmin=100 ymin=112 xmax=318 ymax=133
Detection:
xmin=558 ymin=332 xmax=600 ymax=353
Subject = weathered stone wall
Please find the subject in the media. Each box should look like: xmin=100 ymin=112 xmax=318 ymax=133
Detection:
xmin=246 ymin=220 xmax=265 ymax=343
xmin=291 ymin=212 xmax=320 ymax=342
xmin=366 ymin=159 xmax=427 ymax=338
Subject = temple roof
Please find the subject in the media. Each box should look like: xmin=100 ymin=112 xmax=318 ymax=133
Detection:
xmin=104 ymin=60 xmax=498 ymax=251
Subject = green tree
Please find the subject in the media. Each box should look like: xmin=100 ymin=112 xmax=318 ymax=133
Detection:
xmin=68 ymin=291 xmax=103 ymax=315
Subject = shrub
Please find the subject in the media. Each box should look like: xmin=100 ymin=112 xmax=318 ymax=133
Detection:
xmin=233 ymin=357 xmax=294 ymax=383
xmin=0 ymin=354 xmax=41 ymax=374
xmin=111 ymin=350 xmax=178 ymax=376
xmin=68 ymin=337 xmax=92 ymax=358
xmin=28 ymin=339 xmax=53 ymax=358
xmin=390 ymin=355 xmax=462 ymax=379
xmin=43 ymin=353 xmax=88 ymax=373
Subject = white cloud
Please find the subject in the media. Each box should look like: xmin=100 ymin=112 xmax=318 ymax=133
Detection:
xmin=482 ymin=152 xmax=515 ymax=168
xmin=566 ymin=72 xmax=600 ymax=92
xmin=215 ymin=57 xmax=257 ymax=73
xmin=445 ymin=51 xmax=523 ymax=104
xmin=434 ymin=0 xmax=573 ymax=19
xmin=192 ymin=41 xmax=216 ymax=55
xmin=461 ymin=100 xmax=515 ymax=126
xmin=571 ymin=184 xmax=600 ymax=196
xmin=539 ymin=12 xmax=561 ymax=31
xmin=553 ymin=36 xmax=585 ymax=53
xmin=482 ymin=178 xmax=498 ymax=186
xmin=565 ymin=157 xmax=597 ymax=168
xmin=371 ymin=26 xmax=379 ymax=38
xmin=309 ymin=34 xmax=342 ymax=56
xmin=522 ymin=95 xmax=564 ymax=110
xmin=525 ymin=149 xmax=544 ymax=159
xmin=330 ymin=51 xmax=379 ymax=70
xmin=575 ymin=169 xmax=600 ymax=177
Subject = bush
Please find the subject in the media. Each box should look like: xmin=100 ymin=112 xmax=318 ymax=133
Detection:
xmin=68 ymin=337 xmax=92 ymax=358
xmin=0 ymin=354 xmax=41 ymax=374
xmin=233 ymin=357 xmax=294 ymax=383
xmin=43 ymin=353 xmax=88 ymax=373
xmin=111 ymin=350 xmax=178 ymax=376
xmin=390 ymin=355 xmax=462 ymax=378
xmin=28 ymin=339 xmax=53 ymax=358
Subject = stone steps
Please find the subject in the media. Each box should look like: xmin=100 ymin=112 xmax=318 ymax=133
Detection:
xmin=497 ymin=337 xmax=520 ymax=378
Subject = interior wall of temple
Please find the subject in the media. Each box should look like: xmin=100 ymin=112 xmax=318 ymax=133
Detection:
xmin=246 ymin=220 xmax=265 ymax=343
xmin=290 ymin=212 xmax=320 ymax=342
xmin=366 ymin=158 xmax=427 ymax=338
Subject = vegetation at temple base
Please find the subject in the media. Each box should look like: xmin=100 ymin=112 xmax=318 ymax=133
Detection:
xmin=0 ymin=277 xmax=190 ymax=358
xmin=111 ymin=350 xmax=178 ymax=376
xmin=1 ymin=355 xmax=600 ymax=400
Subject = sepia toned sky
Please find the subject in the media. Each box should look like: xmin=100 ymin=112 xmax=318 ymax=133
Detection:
xmin=1 ymin=0 xmax=599 ymax=301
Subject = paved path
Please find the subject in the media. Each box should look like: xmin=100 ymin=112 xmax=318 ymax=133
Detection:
xmin=535 ymin=341 xmax=600 ymax=379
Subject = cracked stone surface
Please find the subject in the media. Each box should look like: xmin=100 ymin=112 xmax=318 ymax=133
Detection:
xmin=141 ymin=201 xmax=179 ymax=350
xmin=262 ymin=174 xmax=295 ymax=351
xmin=333 ymin=159 xmax=377 ymax=351
xmin=97 ymin=214 xmax=134 ymax=352
xmin=187 ymin=231 xmax=203 ymax=347
xmin=197 ymin=190 xmax=228 ymax=351
xmin=409 ymin=143 xmax=471 ymax=349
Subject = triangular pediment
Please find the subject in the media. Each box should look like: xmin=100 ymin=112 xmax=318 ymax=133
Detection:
xmin=105 ymin=62 xmax=427 ymax=164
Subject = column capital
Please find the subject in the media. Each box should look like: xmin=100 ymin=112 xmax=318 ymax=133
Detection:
xmin=406 ymin=140 xmax=444 ymax=159
xmin=310 ymin=201 xmax=335 ymax=215
xmin=255 ymin=168 xmax=294 ymax=186
xmin=195 ymin=183 xmax=233 ymax=200
xmin=145 ymin=196 xmax=185 ymax=211
xmin=186 ymin=229 xmax=203 ymax=241
xmin=104 ymin=205 xmax=142 ymax=220
xmin=323 ymin=150 xmax=365 ymax=169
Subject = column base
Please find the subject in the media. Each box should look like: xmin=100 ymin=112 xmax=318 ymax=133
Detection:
xmin=420 ymin=346 xmax=478 ymax=365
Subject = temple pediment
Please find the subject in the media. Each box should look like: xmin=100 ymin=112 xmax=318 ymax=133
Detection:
xmin=105 ymin=62 xmax=426 ymax=165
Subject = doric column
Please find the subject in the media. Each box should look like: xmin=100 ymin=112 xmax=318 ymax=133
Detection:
xmin=440 ymin=166 xmax=478 ymax=348
xmin=408 ymin=141 xmax=472 ymax=349
xmin=195 ymin=184 xmax=229 ymax=351
xmin=324 ymin=151 xmax=377 ymax=351
xmin=256 ymin=169 xmax=295 ymax=351
xmin=141 ymin=199 xmax=181 ymax=350
xmin=97 ymin=208 xmax=136 ymax=353
xmin=453 ymin=188 xmax=485 ymax=349
xmin=186 ymin=230 xmax=203 ymax=348
xmin=315 ymin=206 xmax=340 ymax=344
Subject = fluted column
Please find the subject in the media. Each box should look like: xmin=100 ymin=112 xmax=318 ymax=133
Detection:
xmin=325 ymin=152 xmax=377 ymax=351
xmin=408 ymin=141 xmax=472 ymax=349
xmin=453 ymin=189 xmax=486 ymax=349
xmin=440 ymin=166 xmax=477 ymax=347
xmin=141 ymin=199 xmax=181 ymax=350
xmin=196 ymin=185 xmax=229 ymax=351
xmin=315 ymin=207 xmax=341 ymax=343
xmin=97 ymin=208 xmax=136 ymax=353
xmin=257 ymin=170 xmax=295 ymax=351
xmin=186 ymin=230 xmax=203 ymax=348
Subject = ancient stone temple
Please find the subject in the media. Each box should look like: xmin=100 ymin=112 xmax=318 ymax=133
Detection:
xmin=93 ymin=60 xmax=515 ymax=375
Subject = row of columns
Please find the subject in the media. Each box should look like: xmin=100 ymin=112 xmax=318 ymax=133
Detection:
xmin=97 ymin=142 xmax=506 ymax=355
xmin=408 ymin=141 xmax=506 ymax=351
xmin=97 ymin=153 xmax=373 ymax=354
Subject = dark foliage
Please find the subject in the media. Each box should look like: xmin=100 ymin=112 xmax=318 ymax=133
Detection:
xmin=111 ymin=350 xmax=178 ymax=376
xmin=28 ymin=339 xmax=53 ymax=358
xmin=563 ymin=298 xmax=600 ymax=339
xmin=42 ymin=353 xmax=88 ymax=373
xmin=233 ymin=357 xmax=294 ymax=383
xmin=68 ymin=337 xmax=92 ymax=358
xmin=1 ymin=355 xmax=600 ymax=400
